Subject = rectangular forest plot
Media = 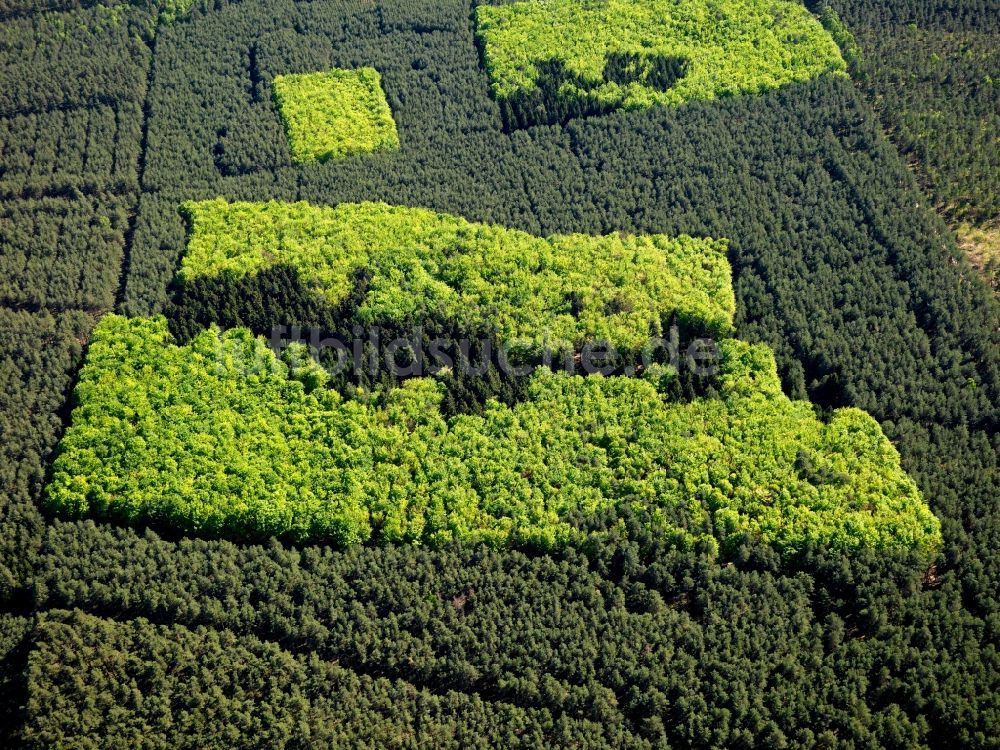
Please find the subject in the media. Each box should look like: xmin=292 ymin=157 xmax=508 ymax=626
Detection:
xmin=24 ymin=610 xmax=627 ymax=747
xmin=177 ymin=198 xmax=736 ymax=353
xmin=0 ymin=102 xmax=143 ymax=193
xmin=272 ymin=68 xmax=399 ymax=163
xmin=44 ymin=315 xmax=942 ymax=558
xmin=475 ymin=0 xmax=848 ymax=128
xmin=0 ymin=5 xmax=152 ymax=118
xmin=0 ymin=195 xmax=130 ymax=311
xmin=0 ymin=307 xmax=95 ymax=594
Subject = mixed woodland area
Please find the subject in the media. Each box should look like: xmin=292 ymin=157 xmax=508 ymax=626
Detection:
xmin=0 ymin=0 xmax=999 ymax=747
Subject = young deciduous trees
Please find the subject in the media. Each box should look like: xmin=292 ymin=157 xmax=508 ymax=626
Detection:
xmin=46 ymin=315 xmax=941 ymax=557
xmin=273 ymin=68 xmax=399 ymax=162
xmin=477 ymin=0 xmax=846 ymax=127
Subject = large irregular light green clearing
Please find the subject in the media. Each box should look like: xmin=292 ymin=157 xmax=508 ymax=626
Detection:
xmin=179 ymin=198 xmax=735 ymax=350
xmin=476 ymin=0 xmax=847 ymax=110
xmin=45 ymin=315 xmax=941 ymax=557
xmin=272 ymin=68 xmax=399 ymax=163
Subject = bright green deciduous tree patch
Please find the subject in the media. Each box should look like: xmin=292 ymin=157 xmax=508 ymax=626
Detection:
xmin=476 ymin=0 xmax=846 ymax=120
xmin=45 ymin=315 xmax=941 ymax=558
xmin=272 ymin=68 xmax=399 ymax=162
xmin=179 ymin=198 xmax=735 ymax=351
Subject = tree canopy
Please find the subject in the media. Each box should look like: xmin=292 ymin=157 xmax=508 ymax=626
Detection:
xmin=272 ymin=67 xmax=399 ymax=162
xmin=477 ymin=0 xmax=846 ymax=127
xmin=180 ymin=198 xmax=735 ymax=350
xmin=46 ymin=315 xmax=940 ymax=557
xmin=1 ymin=0 xmax=998 ymax=745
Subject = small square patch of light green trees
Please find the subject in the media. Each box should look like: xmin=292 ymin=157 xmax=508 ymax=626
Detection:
xmin=273 ymin=67 xmax=399 ymax=163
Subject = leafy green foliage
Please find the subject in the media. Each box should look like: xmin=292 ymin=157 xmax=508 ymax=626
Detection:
xmin=164 ymin=262 xmax=540 ymax=416
xmin=156 ymin=0 xmax=193 ymax=23
xmin=272 ymin=68 xmax=399 ymax=162
xmin=180 ymin=198 xmax=734 ymax=351
xmin=162 ymin=257 xmax=724 ymax=419
xmin=476 ymin=0 xmax=846 ymax=127
xmin=46 ymin=315 xmax=940 ymax=556
xmin=817 ymin=4 xmax=863 ymax=69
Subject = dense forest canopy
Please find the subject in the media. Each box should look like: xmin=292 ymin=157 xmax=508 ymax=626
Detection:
xmin=1 ymin=0 xmax=999 ymax=747
xmin=272 ymin=67 xmax=399 ymax=162
xmin=476 ymin=0 xmax=846 ymax=127
xmin=180 ymin=198 xmax=735 ymax=349
xmin=46 ymin=315 xmax=941 ymax=555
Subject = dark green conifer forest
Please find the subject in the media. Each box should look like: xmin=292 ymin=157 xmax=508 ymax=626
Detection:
xmin=1 ymin=0 xmax=998 ymax=747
